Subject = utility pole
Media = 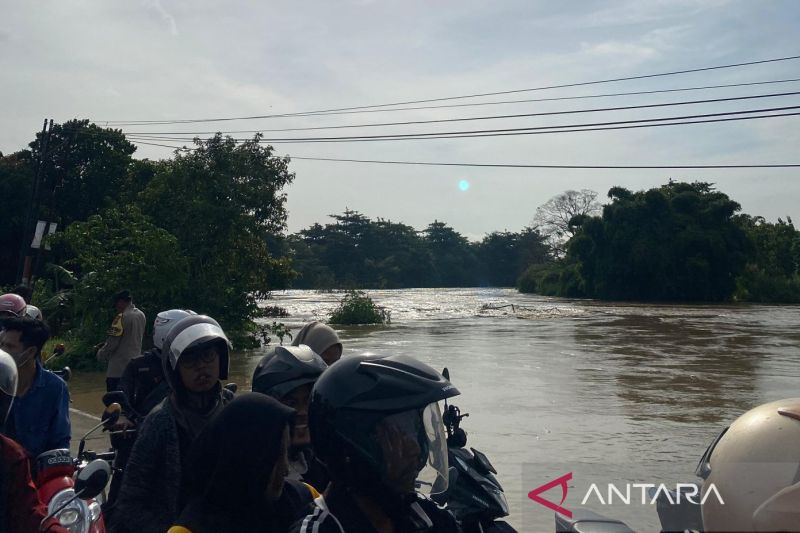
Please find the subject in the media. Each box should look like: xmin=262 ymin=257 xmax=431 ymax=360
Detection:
xmin=17 ymin=119 xmax=53 ymax=287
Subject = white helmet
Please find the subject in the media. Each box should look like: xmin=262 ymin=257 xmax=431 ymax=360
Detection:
xmin=24 ymin=305 xmax=43 ymax=320
xmin=0 ymin=349 xmax=18 ymax=428
xmin=153 ymin=309 xmax=196 ymax=351
xmin=700 ymin=398 xmax=800 ymax=532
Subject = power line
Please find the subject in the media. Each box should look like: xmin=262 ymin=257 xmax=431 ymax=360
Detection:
xmin=117 ymin=90 xmax=800 ymax=135
xmin=112 ymin=78 xmax=800 ymax=126
xmin=125 ymin=139 xmax=800 ymax=169
xmin=124 ymin=105 xmax=800 ymax=143
xmin=287 ymin=156 xmax=800 ymax=169
xmin=100 ymin=54 xmax=800 ymax=125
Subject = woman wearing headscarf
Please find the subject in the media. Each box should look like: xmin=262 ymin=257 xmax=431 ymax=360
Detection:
xmin=168 ymin=393 xmax=317 ymax=533
xmin=291 ymin=321 xmax=342 ymax=365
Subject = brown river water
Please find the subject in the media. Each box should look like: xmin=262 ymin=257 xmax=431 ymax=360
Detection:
xmin=67 ymin=288 xmax=800 ymax=531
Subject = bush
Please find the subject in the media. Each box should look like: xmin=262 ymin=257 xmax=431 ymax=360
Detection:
xmin=328 ymin=290 xmax=390 ymax=325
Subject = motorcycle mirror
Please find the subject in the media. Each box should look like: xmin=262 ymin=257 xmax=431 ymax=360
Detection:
xmin=102 ymin=390 xmax=128 ymax=407
xmin=224 ymin=382 xmax=238 ymax=394
xmin=102 ymin=403 xmax=122 ymax=427
xmin=442 ymin=367 xmax=450 ymax=380
xmin=74 ymin=459 xmax=111 ymax=499
xmin=39 ymin=460 xmax=110 ymax=532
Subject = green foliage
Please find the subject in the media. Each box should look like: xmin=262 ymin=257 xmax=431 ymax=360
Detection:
xmin=289 ymin=211 xmax=549 ymax=289
xmin=255 ymin=321 xmax=294 ymax=345
xmin=47 ymin=205 xmax=189 ymax=345
xmin=0 ymin=151 xmax=34 ymax=285
xmin=521 ymin=182 xmax=753 ymax=302
xmin=734 ymin=216 xmax=800 ymax=302
xmin=138 ymin=134 xmax=295 ymax=338
xmin=32 ymin=120 xmax=137 ymax=227
xmin=329 ymin=290 xmax=391 ymax=325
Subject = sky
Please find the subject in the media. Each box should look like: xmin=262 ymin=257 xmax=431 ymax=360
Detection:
xmin=2 ymin=0 xmax=799 ymax=240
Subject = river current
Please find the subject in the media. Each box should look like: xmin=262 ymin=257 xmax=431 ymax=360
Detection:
xmin=69 ymin=288 xmax=800 ymax=531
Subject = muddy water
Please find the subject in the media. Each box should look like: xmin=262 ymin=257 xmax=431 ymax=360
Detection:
xmin=69 ymin=289 xmax=800 ymax=531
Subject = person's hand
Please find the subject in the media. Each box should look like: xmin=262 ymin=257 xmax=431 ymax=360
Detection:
xmin=110 ymin=414 xmax=136 ymax=435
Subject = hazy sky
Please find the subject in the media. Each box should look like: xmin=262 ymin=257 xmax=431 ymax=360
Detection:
xmin=2 ymin=1 xmax=799 ymax=240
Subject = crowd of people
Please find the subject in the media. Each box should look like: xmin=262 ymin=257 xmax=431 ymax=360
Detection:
xmin=0 ymin=288 xmax=459 ymax=533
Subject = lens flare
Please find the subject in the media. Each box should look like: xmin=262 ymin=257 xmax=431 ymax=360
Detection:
xmin=458 ymin=180 xmax=470 ymax=192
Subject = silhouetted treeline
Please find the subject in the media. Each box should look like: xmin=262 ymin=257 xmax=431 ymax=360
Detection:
xmin=285 ymin=210 xmax=550 ymax=289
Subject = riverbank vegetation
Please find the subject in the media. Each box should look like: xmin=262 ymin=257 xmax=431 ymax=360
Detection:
xmin=2 ymin=121 xmax=798 ymax=367
xmin=2 ymin=121 xmax=294 ymax=367
xmin=328 ymin=291 xmax=391 ymax=325
xmin=518 ymin=181 xmax=800 ymax=303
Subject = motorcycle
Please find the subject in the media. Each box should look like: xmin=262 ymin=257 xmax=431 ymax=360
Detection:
xmin=38 ymin=459 xmax=111 ymax=532
xmin=432 ymin=368 xmax=517 ymax=533
xmin=34 ymin=403 xmax=125 ymax=533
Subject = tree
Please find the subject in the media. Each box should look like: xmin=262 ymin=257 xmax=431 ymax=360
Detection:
xmin=46 ymin=206 xmax=189 ymax=364
xmin=138 ymin=134 xmax=295 ymax=338
xmin=0 ymin=151 xmax=34 ymax=285
xmin=734 ymin=215 xmax=800 ymax=302
xmin=566 ymin=181 xmax=750 ymax=301
xmin=533 ymin=189 xmax=602 ymax=255
xmin=31 ymin=120 xmax=137 ymax=226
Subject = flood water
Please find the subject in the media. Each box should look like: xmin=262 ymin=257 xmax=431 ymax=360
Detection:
xmin=69 ymin=288 xmax=800 ymax=531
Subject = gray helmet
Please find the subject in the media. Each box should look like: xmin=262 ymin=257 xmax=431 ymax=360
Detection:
xmin=701 ymin=398 xmax=800 ymax=532
xmin=153 ymin=309 xmax=196 ymax=351
xmin=0 ymin=349 xmax=18 ymax=428
xmin=162 ymin=315 xmax=231 ymax=387
xmin=251 ymin=344 xmax=327 ymax=399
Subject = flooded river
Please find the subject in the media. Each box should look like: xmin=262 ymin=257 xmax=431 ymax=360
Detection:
xmin=69 ymin=288 xmax=800 ymax=531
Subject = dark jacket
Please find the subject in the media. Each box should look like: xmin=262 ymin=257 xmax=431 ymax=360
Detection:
xmin=119 ymin=348 xmax=168 ymax=420
xmin=291 ymin=484 xmax=460 ymax=533
xmin=172 ymin=393 xmax=305 ymax=533
xmin=112 ymin=387 xmax=232 ymax=533
xmin=0 ymin=434 xmax=69 ymax=533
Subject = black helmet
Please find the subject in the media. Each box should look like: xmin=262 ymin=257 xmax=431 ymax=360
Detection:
xmin=0 ymin=349 xmax=18 ymax=430
xmin=251 ymin=344 xmax=327 ymax=399
xmin=162 ymin=314 xmax=231 ymax=388
xmin=309 ymin=354 xmax=459 ymax=498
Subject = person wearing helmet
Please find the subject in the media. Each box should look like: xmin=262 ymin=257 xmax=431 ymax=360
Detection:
xmin=291 ymin=354 xmax=460 ymax=533
xmin=698 ymin=397 xmax=800 ymax=532
xmin=113 ymin=314 xmax=234 ymax=533
xmin=24 ymin=304 xmax=43 ymax=321
xmin=168 ymin=393 xmax=316 ymax=533
xmin=119 ymin=309 xmax=196 ymax=420
xmin=292 ymin=321 xmax=343 ymax=365
xmin=0 ymin=349 xmax=70 ymax=533
xmin=104 ymin=309 xmax=197 ymax=518
xmin=96 ymin=290 xmax=146 ymax=392
xmin=252 ymin=344 xmax=329 ymax=491
xmin=0 ymin=293 xmax=27 ymax=320
xmin=0 ymin=317 xmax=70 ymax=458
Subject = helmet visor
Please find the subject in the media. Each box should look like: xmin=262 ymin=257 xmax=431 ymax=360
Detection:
xmin=372 ymin=402 xmax=449 ymax=497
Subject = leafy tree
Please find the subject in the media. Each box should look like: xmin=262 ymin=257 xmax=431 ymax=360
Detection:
xmin=31 ymin=120 xmax=137 ymax=226
xmin=423 ymin=221 xmax=478 ymax=287
xmin=734 ymin=215 xmax=800 ymax=302
xmin=138 ymin=134 xmax=294 ymax=339
xmin=0 ymin=151 xmax=34 ymax=285
xmin=329 ymin=290 xmax=390 ymax=325
xmin=46 ymin=206 xmax=189 ymax=366
xmin=565 ymin=181 xmax=750 ymax=301
xmin=533 ymin=189 xmax=602 ymax=256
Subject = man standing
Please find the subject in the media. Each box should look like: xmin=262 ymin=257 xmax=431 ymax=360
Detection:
xmin=0 ymin=317 xmax=70 ymax=458
xmin=97 ymin=290 xmax=146 ymax=392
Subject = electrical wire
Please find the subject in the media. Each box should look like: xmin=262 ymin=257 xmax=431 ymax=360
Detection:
xmin=116 ymin=90 xmax=800 ymax=135
xmin=99 ymin=55 xmax=800 ymax=125
xmin=125 ymin=140 xmax=800 ymax=169
xmin=123 ymin=105 xmax=800 ymax=143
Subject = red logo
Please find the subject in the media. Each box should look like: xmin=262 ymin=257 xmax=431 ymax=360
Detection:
xmin=528 ymin=472 xmax=572 ymax=518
